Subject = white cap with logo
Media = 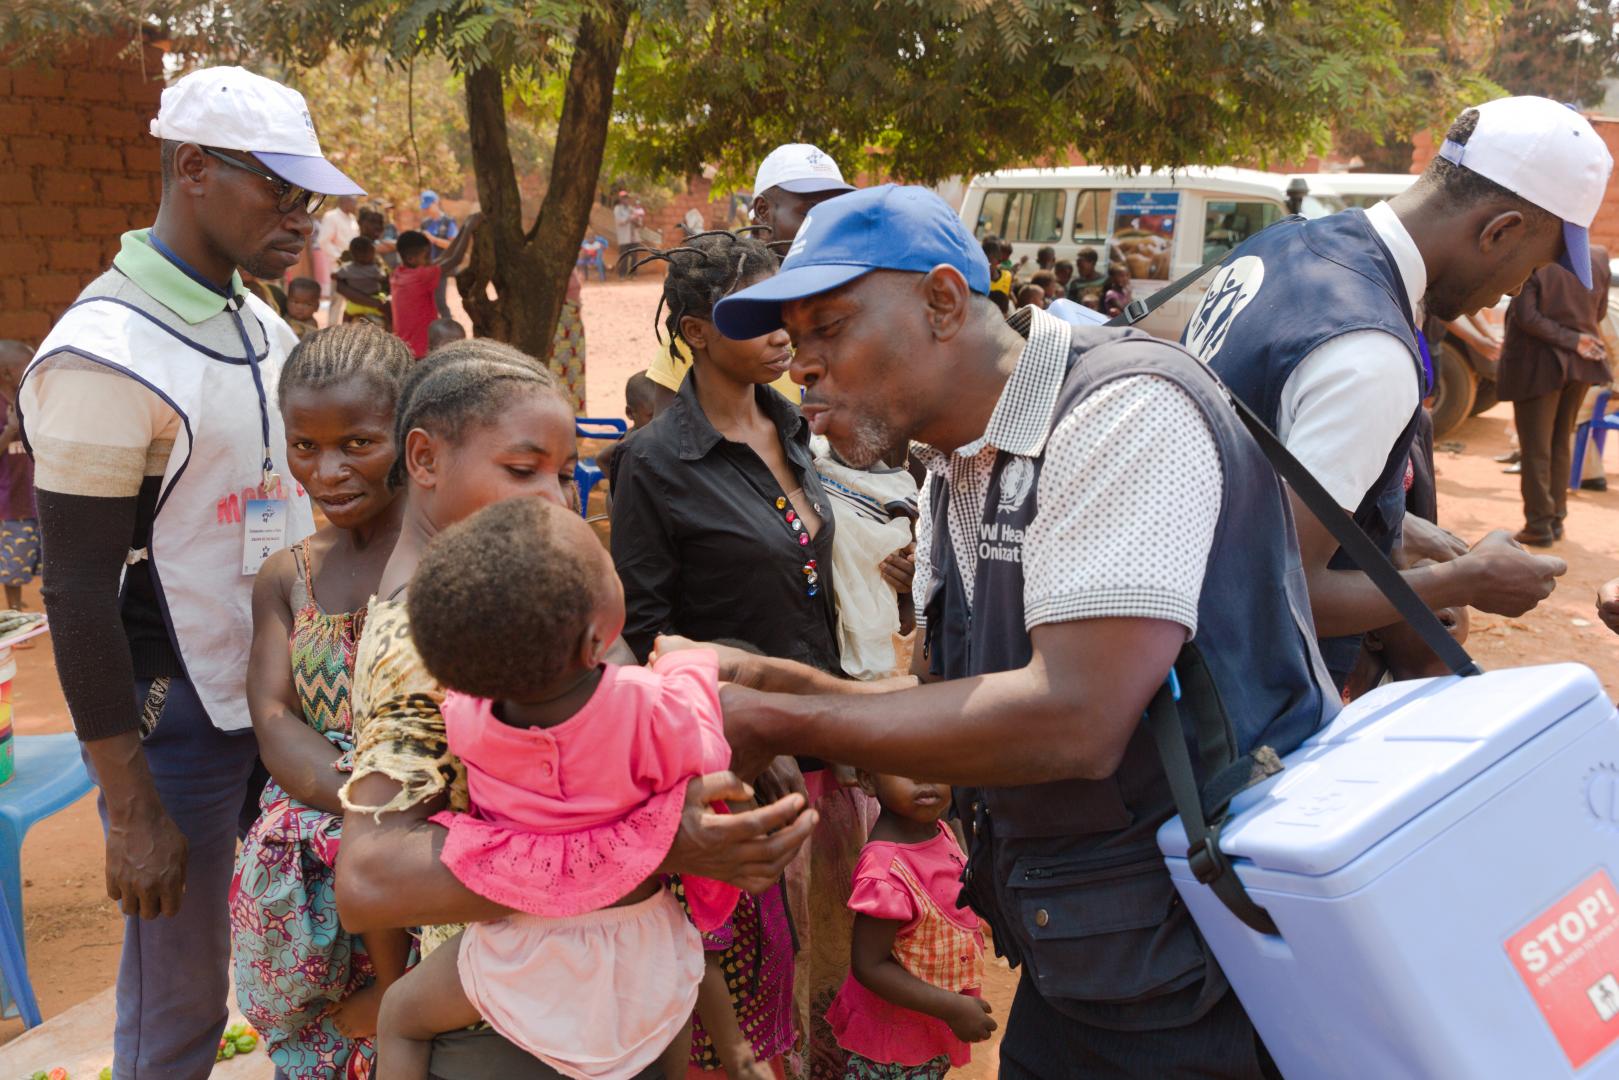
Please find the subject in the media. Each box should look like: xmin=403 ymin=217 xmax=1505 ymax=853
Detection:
xmin=149 ymin=66 xmax=364 ymax=197
xmin=752 ymin=143 xmax=855 ymax=198
xmin=1437 ymin=95 xmax=1612 ymax=287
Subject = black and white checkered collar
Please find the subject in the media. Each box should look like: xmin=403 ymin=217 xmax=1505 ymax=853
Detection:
xmin=913 ymin=306 xmax=1073 ymax=472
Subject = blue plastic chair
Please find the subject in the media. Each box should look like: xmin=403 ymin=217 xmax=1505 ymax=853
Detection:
xmin=576 ymin=235 xmax=610 ymax=282
xmin=575 ymin=417 xmax=628 ymax=518
xmin=0 ymin=731 xmax=94 ymax=1026
xmin=1570 ymin=389 xmax=1619 ymax=490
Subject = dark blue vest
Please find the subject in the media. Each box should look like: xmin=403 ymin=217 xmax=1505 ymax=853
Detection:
xmin=924 ymin=326 xmax=1337 ymax=1030
xmin=1181 ymin=209 xmax=1425 ymax=682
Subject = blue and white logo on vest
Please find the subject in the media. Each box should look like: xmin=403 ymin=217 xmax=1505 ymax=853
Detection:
xmin=1185 ymin=255 xmax=1265 ymax=361
xmin=997 ymin=455 xmax=1035 ymax=515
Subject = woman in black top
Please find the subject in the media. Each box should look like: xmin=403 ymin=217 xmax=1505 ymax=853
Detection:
xmin=610 ymin=231 xmax=840 ymax=671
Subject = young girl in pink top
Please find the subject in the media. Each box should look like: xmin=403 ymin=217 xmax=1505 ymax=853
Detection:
xmin=826 ymin=773 xmax=994 ymax=1079
xmin=375 ymin=497 xmax=737 ymax=1080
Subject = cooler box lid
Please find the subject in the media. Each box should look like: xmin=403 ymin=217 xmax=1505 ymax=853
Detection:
xmin=1188 ymin=663 xmax=1603 ymax=876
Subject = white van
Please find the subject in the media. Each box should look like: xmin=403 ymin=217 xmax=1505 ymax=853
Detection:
xmin=958 ymin=166 xmax=1344 ymax=339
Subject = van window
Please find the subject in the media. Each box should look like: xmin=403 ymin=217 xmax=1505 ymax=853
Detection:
xmin=974 ymin=188 xmax=1067 ymax=243
xmin=1202 ymin=200 xmax=1283 ymax=261
xmin=1070 ymin=189 xmax=1110 ymax=242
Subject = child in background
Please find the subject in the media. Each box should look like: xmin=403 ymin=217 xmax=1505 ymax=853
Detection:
xmin=982 ymin=237 xmax=1011 ymax=298
xmin=598 ymin=371 xmax=658 ymax=486
xmin=827 ymin=773 xmax=992 ymax=1079
xmin=1014 ymin=283 xmax=1045 ymax=310
xmin=811 ymin=436 xmax=917 ymax=680
xmin=1067 ymin=247 xmax=1107 ymax=305
xmin=283 ymin=277 xmax=322 ymax=338
xmin=426 ymin=318 xmax=467 ymax=352
xmin=376 ymin=497 xmax=738 ymax=1080
xmin=0 ymin=341 xmax=38 ymax=614
xmin=1101 ymin=263 xmax=1133 ymax=319
xmin=334 ymin=236 xmax=390 ymax=328
xmin=391 ymin=214 xmax=483 ymax=359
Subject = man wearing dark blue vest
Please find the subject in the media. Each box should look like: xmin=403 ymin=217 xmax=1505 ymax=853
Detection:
xmin=1181 ymin=97 xmax=1606 ymax=688
xmin=704 ymin=185 xmax=1340 ymax=1075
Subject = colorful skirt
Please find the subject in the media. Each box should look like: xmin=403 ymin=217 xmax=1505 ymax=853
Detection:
xmin=0 ymin=519 xmax=40 ymax=586
xmin=230 ymin=766 xmax=375 ymax=1080
xmin=552 ymin=297 xmax=587 ymax=413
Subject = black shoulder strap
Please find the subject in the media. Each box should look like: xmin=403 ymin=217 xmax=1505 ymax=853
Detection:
xmin=1115 ymin=240 xmax=1481 ymax=937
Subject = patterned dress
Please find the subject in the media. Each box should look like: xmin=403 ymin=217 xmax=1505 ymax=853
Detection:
xmin=230 ymin=541 xmax=374 ymax=1080
xmin=550 ymin=270 xmax=587 ymax=412
xmin=677 ymin=878 xmax=797 ymax=1074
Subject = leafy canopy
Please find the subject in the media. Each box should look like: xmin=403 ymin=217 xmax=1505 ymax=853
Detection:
xmin=615 ymin=0 xmax=1503 ymax=187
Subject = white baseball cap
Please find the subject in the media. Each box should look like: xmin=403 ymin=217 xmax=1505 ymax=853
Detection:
xmin=149 ymin=66 xmax=364 ymax=197
xmin=1437 ymin=95 xmax=1612 ymax=287
xmin=752 ymin=143 xmax=854 ymax=198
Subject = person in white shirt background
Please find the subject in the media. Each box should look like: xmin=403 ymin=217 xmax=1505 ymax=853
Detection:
xmin=313 ymin=193 xmax=359 ymax=301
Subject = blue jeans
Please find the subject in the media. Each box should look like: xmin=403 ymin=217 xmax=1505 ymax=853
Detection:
xmin=998 ymin=973 xmax=1279 ymax=1079
xmin=84 ymin=678 xmax=260 ymax=1080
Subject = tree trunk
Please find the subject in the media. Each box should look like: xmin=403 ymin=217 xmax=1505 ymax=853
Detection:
xmin=460 ymin=1 xmax=631 ymax=410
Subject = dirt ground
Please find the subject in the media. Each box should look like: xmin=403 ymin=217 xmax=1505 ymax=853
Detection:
xmin=4 ymin=275 xmax=1617 ymax=1073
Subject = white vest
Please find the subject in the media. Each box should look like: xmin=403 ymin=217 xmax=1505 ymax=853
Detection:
xmin=24 ymin=293 xmax=315 ymax=731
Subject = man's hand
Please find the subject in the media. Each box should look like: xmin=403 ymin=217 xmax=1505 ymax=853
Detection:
xmin=1578 ymin=334 xmax=1607 ymax=363
xmin=1398 ymin=517 xmax=1469 ymax=566
xmin=944 ymin=995 xmax=997 ymax=1042
xmin=105 ymin=792 xmax=188 ymax=919
xmin=753 ymin=755 xmax=807 ymax=805
xmin=1599 ymin=577 xmax=1619 ymax=635
xmin=1458 ymin=529 xmax=1567 ymax=616
xmin=879 ymin=543 xmax=916 ymax=594
xmin=653 ymin=635 xmax=766 ymax=687
xmin=663 ymin=772 xmax=816 ymax=894
xmin=86 ymin=732 xmax=189 ymax=918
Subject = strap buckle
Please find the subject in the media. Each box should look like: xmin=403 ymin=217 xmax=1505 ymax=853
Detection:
xmin=1188 ymin=834 xmax=1228 ymax=886
xmin=1121 ymin=298 xmax=1151 ymax=325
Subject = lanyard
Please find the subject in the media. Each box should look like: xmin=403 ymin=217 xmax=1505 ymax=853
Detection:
xmin=1415 ymin=329 xmax=1435 ymax=398
xmin=147 ymin=231 xmax=277 ymax=492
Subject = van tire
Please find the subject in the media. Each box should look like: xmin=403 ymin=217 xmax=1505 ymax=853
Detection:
xmin=1428 ymin=340 xmax=1477 ymax=438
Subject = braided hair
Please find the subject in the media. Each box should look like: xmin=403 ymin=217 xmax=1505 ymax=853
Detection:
xmin=388 ymin=337 xmax=562 ymax=489
xmin=278 ymin=321 xmax=412 ymax=410
xmin=621 ymin=229 xmax=780 ymax=360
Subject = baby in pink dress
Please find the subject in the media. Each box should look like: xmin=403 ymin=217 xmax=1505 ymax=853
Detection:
xmin=827 ymin=772 xmax=993 ymax=1079
xmin=375 ymin=499 xmax=738 ymax=1080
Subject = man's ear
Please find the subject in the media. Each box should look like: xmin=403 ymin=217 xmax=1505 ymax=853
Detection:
xmin=679 ymin=314 xmax=711 ymax=352
xmin=919 ymin=265 xmax=973 ymax=343
xmin=403 ymin=427 xmax=439 ymax=489
xmin=752 ymin=195 xmax=773 ymax=234
xmin=172 ymin=142 xmax=209 ymax=194
xmin=1478 ymin=209 xmax=1527 ymax=256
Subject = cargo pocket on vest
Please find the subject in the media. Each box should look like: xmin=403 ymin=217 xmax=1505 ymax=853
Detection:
xmin=1008 ymin=854 xmax=1205 ymax=1006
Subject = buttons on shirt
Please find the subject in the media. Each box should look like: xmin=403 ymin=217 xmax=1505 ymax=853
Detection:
xmin=775 ymin=497 xmax=787 ymax=510
xmin=1035 ymin=908 xmax=1050 ymax=928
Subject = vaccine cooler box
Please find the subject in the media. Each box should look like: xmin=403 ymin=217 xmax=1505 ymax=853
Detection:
xmin=1158 ymin=662 xmax=1619 ymax=1078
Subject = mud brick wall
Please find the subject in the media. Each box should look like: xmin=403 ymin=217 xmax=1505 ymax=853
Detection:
xmin=0 ymin=40 xmax=165 ymax=344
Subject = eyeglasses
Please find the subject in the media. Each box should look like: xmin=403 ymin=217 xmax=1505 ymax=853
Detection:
xmin=199 ymin=147 xmax=327 ymax=216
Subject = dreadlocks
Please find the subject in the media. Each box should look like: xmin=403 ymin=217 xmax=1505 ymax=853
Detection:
xmin=620 ymin=229 xmax=780 ymax=359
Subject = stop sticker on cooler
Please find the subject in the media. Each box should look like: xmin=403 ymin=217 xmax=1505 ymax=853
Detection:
xmin=1507 ymin=869 xmax=1619 ymax=1069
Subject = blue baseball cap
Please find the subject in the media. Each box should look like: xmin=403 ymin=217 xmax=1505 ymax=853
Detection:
xmin=714 ymin=184 xmax=991 ymax=340
xmin=420 ymin=190 xmax=439 ymax=210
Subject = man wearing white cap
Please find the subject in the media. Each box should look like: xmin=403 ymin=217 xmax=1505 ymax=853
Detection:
xmin=1180 ymin=96 xmax=1603 ymax=691
xmin=19 ymin=66 xmax=359 ymax=1078
xmin=750 ymin=142 xmax=855 ymax=249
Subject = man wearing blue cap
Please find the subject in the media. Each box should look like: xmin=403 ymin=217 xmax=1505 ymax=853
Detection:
xmin=1179 ymin=97 xmax=1600 ymax=691
xmin=20 ymin=66 xmax=359 ymax=1078
xmin=706 ymin=185 xmax=1338 ymax=1074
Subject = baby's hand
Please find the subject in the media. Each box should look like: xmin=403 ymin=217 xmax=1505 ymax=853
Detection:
xmin=879 ymin=543 xmax=916 ymax=595
xmin=945 ymin=994 xmax=997 ymax=1042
